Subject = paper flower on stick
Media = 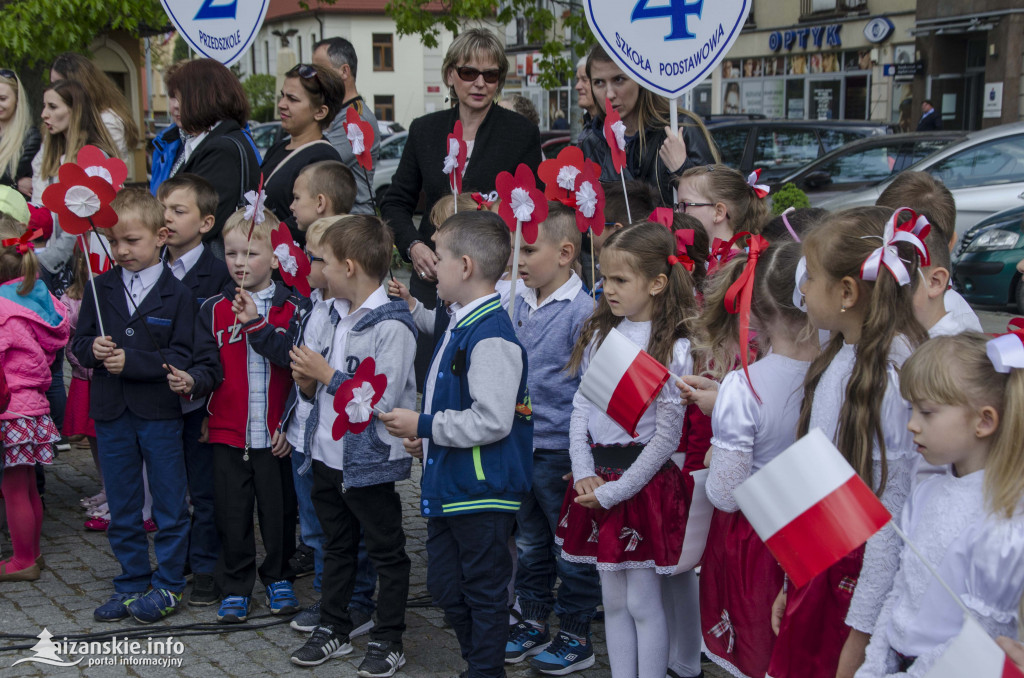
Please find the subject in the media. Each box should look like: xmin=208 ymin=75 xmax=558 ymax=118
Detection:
xmin=76 ymin=145 xmax=127 ymax=191
xmin=572 ymin=165 xmax=605 ymax=235
xmin=603 ymin=99 xmax=627 ymax=173
xmin=333 ymin=357 xmax=388 ymax=439
xmin=443 ymin=121 xmax=468 ymax=194
xmin=495 ymin=164 xmax=548 ymax=245
xmin=271 ymin=223 xmax=311 ymax=297
xmin=538 ymin=146 xmax=593 ymax=200
xmin=41 ymin=163 xmax=117 ymax=235
xmin=243 ymin=188 xmax=267 ymax=225
xmin=346 ymin=107 xmax=376 ymax=171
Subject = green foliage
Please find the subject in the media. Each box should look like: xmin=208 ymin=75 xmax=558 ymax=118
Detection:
xmin=243 ymin=73 xmax=277 ymax=123
xmin=771 ymin=182 xmax=811 ymax=215
xmin=0 ymin=0 xmax=169 ymax=68
xmin=172 ymin=34 xmax=190 ymax=64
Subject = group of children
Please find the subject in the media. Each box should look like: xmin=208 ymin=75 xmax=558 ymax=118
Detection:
xmin=0 ymin=147 xmax=1022 ymax=678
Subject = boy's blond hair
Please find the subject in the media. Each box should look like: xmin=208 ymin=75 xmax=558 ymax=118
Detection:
xmin=222 ymin=207 xmax=277 ymax=242
xmin=430 ymin=193 xmax=479 ymax=229
xmin=111 ymin=188 xmax=164 ymax=235
xmin=306 ymin=216 xmax=349 ymax=250
xmin=298 ymin=160 xmax=356 ymax=215
xmin=321 ymin=215 xmax=393 ymax=282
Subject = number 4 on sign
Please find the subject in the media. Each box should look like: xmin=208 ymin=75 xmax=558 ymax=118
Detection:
xmin=632 ymin=0 xmax=705 ymax=41
xmin=194 ymin=0 xmax=237 ymax=20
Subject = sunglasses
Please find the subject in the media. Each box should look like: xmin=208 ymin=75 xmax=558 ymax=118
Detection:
xmin=455 ymin=66 xmax=501 ymax=84
xmin=0 ymin=69 xmax=17 ymax=82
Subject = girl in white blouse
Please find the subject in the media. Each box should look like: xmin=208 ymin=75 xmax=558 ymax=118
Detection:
xmin=854 ymin=332 xmax=1024 ymax=677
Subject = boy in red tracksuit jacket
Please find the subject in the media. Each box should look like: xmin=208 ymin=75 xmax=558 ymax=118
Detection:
xmin=168 ymin=208 xmax=309 ymax=623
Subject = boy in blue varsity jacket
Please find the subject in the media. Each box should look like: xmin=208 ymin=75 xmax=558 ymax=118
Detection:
xmin=286 ymin=215 xmax=415 ymax=675
xmin=167 ymin=207 xmax=308 ymax=624
xmin=71 ymin=189 xmax=194 ymax=625
xmin=157 ymin=173 xmax=231 ymax=607
xmin=382 ymin=211 xmax=533 ymax=678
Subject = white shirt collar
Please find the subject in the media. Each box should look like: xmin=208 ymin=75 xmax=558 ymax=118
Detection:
xmin=332 ymin=285 xmax=390 ymax=319
xmin=522 ymin=272 xmax=583 ymax=310
xmin=121 ymin=261 xmax=163 ymax=289
xmin=247 ymin=281 xmax=276 ymax=302
xmin=451 ymin=293 xmax=499 ymax=323
xmin=166 ymin=243 xmax=205 ymax=278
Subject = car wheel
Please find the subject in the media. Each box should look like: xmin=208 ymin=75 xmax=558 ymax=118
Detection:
xmin=1016 ymin=276 xmax=1024 ymax=315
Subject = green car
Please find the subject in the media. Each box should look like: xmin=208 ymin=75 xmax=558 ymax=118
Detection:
xmin=952 ymin=205 xmax=1024 ymax=314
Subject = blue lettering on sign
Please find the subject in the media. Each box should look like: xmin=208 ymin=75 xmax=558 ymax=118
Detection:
xmin=826 ymin=24 xmax=842 ymax=46
xmin=615 ymin=32 xmax=653 ymax=72
xmin=797 ymin=28 xmax=810 ymax=49
xmin=771 ymin=23 xmax=842 ymax=51
xmin=769 ymin=31 xmax=781 ymax=51
xmin=194 ymin=0 xmax=238 ymax=20
xmin=631 ymin=0 xmax=705 ymax=41
xmin=811 ymin=26 xmax=824 ymax=48
xmin=783 ymin=30 xmax=796 ymax=50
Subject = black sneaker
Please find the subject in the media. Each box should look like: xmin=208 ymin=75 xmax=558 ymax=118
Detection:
xmin=350 ymin=606 xmax=375 ymax=639
xmin=357 ymin=640 xmax=406 ymax=678
xmin=188 ymin=573 xmax=219 ymax=606
xmin=290 ymin=625 xmax=352 ymax=667
xmin=290 ymin=598 xmax=322 ymax=633
xmin=289 ymin=543 xmax=316 ymax=579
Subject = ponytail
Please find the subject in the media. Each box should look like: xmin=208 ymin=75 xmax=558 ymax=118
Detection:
xmin=0 ymin=214 xmax=41 ymax=295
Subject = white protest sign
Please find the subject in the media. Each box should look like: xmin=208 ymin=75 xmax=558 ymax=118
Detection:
xmin=584 ymin=0 xmax=752 ymax=98
xmin=160 ymin=0 xmax=269 ymax=67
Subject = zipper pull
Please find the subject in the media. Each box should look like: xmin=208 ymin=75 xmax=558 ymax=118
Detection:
xmin=243 ymin=445 xmax=250 ymax=462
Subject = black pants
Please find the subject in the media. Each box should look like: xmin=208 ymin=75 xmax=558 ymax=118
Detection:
xmin=311 ymin=460 xmax=410 ymax=642
xmin=427 ymin=512 xmax=516 ymax=678
xmin=212 ymin=444 xmax=297 ymax=595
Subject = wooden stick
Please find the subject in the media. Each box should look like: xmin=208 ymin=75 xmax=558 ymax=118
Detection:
xmin=509 ymin=222 xmax=523 ymax=324
xmin=620 ymin=172 xmax=632 ymax=223
xmin=80 ymin=234 xmax=105 ymax=337
xmin=589 ymin=228 xmax=596 ymax=303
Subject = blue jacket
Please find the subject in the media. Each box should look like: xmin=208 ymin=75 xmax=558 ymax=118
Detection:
xmin=149 ymin=123 xmax=262 ymax=197
xmin=417 ymin=297 xmax=533 ymax=517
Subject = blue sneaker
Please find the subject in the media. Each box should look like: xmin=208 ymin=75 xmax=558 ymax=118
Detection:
xmin=94 ymin=592 xmax=143 ymax=622
xmin=217 ymin=595 xmax=252 ymax=623
xmin=265 ymin=580 xmax=300 ymax=615
xmin=530 ymin=631 xmax=595 ymax=675
xmin=505 ymin=621 xmax=550 ymax=663
xmin=128 ymin=588 xmax=182 ymax=624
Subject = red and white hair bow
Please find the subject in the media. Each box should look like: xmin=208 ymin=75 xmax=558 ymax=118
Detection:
xmin=987 ymin=318 xmax=1024 ymax=373
xmin=471 ymin=191 xmax=497 ymax=210
xmin=1 ymin=228 xmax=42 ymax=254
xmin=860 ymin=207 xmax=930 ymax=286
xmin=746 ymin=169 xmax=770 ymax=199
xmin=443 ymin=121 xmax=468 ymax=194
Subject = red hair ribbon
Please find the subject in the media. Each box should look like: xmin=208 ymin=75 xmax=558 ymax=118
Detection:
xmin=723 ymin=234 xmax=770 ymax=401
xmin=708 ymin=231 xmax=750 ymax=276
xmin=1 ymin=228 xmax=43 ymax=254
xmin=860 ymin=207 xmax=930 ymax=286
xmin=746 ymin=169 xmax=770 ymax=199
xmin=987 ymin=318 xmax=1024 ymax=373
xmin=648 ymin=207 xmax=673 ymax=229
xmin=472 ymin=192 xmax=496 ymax=210
xmin=649 ymin=209 xmax=695 ymax=271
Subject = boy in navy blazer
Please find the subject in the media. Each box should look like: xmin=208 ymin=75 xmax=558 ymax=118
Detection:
xmin=157 ymin=173 xmax=232 ymax=606
xmin=71 ymin=188 xmax=195 ymax=625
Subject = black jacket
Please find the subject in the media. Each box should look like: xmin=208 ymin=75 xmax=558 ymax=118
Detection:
xmin=178 ymin=120 xmax=261 ymax=241
xmin=917 ymin=111 xmax=941 ymax=131
xmin=0 ymin=126 xmax=40 ymax=188
xmin=261 ymin=137 xmax=341 ymax=243
xmin=167 ymin=244 xmax=232 ymax=307
xmin=381 ymin=104 xmax=542 ymax=303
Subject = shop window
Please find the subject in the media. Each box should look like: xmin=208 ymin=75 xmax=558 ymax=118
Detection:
xmin=375 ymin=95 xmax=395 ymax=121
xmin=373 ymin=34 xmax=394 ymax=72
xmin=928 ymin=135 xmax=1024 ymax=189
xmin=754 ymin=128 xmax=820 ymax=173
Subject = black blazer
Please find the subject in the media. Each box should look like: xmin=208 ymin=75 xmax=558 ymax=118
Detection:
xmin=261 ymin=137 xmax=342 ymax=243
xmin=917 ymin=111 xmax=941 ymax=131
xmin=175 ymin=244 xmax=232 ymax=307
xmin=179 ymin=120 xmax=261 ymax=241
xmin=71 ymin=266 xmax=195 ymax=422
xmin=381 ymin=104 xmax=542 ymax=303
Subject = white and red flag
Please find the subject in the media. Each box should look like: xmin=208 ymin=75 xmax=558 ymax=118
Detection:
xmin=732 ymin=428 xmax=891 ymax=588
xmin=579 ymin=328 xmax=670 ymax=438
xmin=925 ymin=615 xmax=1024 ymax=678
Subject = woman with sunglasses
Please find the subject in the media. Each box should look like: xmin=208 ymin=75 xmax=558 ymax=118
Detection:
xmin=381 ymin=28 xmax=541 ymax=308
xmin=0 ymin=69 xmax=40 ymax=198
xmin=261 ymin=63 xmax=344 ymax=244
xmin=164 ymin=58 xmax=262 ymax=257
xmin=581 ymin=45 xmax=718 ymax=208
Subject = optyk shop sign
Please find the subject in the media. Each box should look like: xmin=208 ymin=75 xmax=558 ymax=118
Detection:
xmin=160 ymin=0 xmax=269 ymax=67
xmin=584 ymin=0 xmax=752 ymax=98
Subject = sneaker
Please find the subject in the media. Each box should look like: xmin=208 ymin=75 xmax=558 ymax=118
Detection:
xmin=350 ymin=606 xmax=375 ymax=639
xmin=54 ymin=437 xmax=71 ymax=452
xmin=289 ymin=543 xmax=316 ymax=578
xmin=357 ymin=640 xmax=406 ymax=678
xmin=188 ymin=573 xmax=219 ymax=606
xmin=94 ymin=592 xmax=142 ymax=622
xmin=290 ymin=625 xmax=352 ymax=667
xmin=530 ymin=631 xmax=595 ymax=675
xmin=265 ymin=580 xmax=300 ymax=615
xmin=217 ymin=595 xmax=252 ymax=623
xmin=505 ymin=621 xmax=550 ymax=664
xmin=290 ymin=598 xmax=322 ymax=632
xmin=128 ymin=588 xmax=181 ymax=624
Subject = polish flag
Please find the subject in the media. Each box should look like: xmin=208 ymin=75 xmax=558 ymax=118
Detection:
xmin=579 ymin=328 xmax=670 ymax=438
xmin=732 ymin=428 xmax=891 ymax=588
xmin=925 ymin=615 xmax=1024 ymax=678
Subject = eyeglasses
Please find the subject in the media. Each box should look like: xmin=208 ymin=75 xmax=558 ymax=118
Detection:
xmin=0 ymin=69 xmax=17 ymax=82
xmin=455 ymin=66 xmax=501 ymax=84
xmin=307 ymin=253 xmax=324 ymax=264
xmin=674 ymin=201 xmax=714 ymax=213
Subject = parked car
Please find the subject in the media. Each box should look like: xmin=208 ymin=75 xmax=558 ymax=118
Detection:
xmin=775 ymin=132 xmax=964 ymax=205
xmin=542 ymin=135 xmax=572 ymax=160
xmin=951 ymin=204 xmax=1024 ymax=313
xmin=819 ymin=122 xmax=1024 ymax=235
xmin=250 ymin=119 xmax=404 ymax=159
xmin=372 ymin=132 xmax=408 ymax=205
xmin=706 ymin=119 xmax=891 ymax=182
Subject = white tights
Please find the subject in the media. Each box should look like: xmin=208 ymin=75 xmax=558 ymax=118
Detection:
xmin=600 ymin=568 xmax=669 ymax=678
xmin=663 ymin=570 xmax=702 ymax=678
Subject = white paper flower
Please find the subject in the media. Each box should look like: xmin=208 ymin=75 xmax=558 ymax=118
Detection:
xmin=273 ymin=244 xmax=298 ymax=275
xmin=243 ymin=190 xmax=267 ymax=224
xmin=575 ymin=181 xmax=598 ymax=219
xmin=556 ymin=165 xmax=581 ymax=192
xmin=509 ymin=187 xmax=535 ymax=223
xmin=83 ymin=166 xmax=113 ymax=184
xmin=611 ymin=120 xmax=627 ymax=151
xmin=64 ymin=185 xmax=101 ymax=217
xmin=443 ymin=138 xmax=461 ymax=175
xmin=345 ymin=382 xmax=376 ymax=423
xmin=346 ymin=123 xmax=365 ymax=155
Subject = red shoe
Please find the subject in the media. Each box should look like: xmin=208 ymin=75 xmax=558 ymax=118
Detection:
xmin=84 ymin=515 xmax=110 ymax=531
xmin=143 ymin=519 xmax=158 ymax=533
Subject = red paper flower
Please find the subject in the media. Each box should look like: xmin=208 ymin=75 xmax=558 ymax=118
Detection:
xmin=495 ymin=163 xmax=548 ymax=245
xmin=538 ymin=145 xmax=601 ymax=201
xmin=345 ymin=107 xmax=376 ymax=172
xmin=271 ymin=222 xmax=311 ymax=297
xmin=76 ymin=145 xmax=128 ymax=191
xmin=603 ymin=99 xmax=627 ymax=174
xmin=333 ymin=357 xmax=388 ymax=439
xmin=443 ymin=121 xmax=468 ymax=194
xmin=40 ymin=163 xmax=117 ymax=235
xmin=572 ymin=165 xmax=605 ymax=235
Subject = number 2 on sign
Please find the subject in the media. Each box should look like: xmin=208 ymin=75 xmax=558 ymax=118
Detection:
xmin=631 ymin=0 xmax=705 ymax=41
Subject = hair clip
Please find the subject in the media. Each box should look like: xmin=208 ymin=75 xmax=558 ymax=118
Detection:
xmin=781 ymin=207 xmax=800 ymax=242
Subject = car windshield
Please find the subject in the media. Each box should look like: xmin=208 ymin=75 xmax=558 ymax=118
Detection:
xmin=379 ymin=135 xmax=406 ymax=161
xmin=927 ymin=134 xmax=1024 ymax=189
xmin=754 ymin=128 xmax=820 ymax=173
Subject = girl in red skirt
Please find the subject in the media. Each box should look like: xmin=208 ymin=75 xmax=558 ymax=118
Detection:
xmin=559 ymin=223 xmax=698 ymax=678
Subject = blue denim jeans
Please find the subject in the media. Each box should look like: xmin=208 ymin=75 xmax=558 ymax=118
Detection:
xmin=291 ymin=449 xmax=325 ymax=591
xmin=94 ymin=413 xmax=190 ymax=593
xmin=182 ymin=408 xmax=219 ymax=575
xmin=514 ymin=448 xmax=601 ymax=635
